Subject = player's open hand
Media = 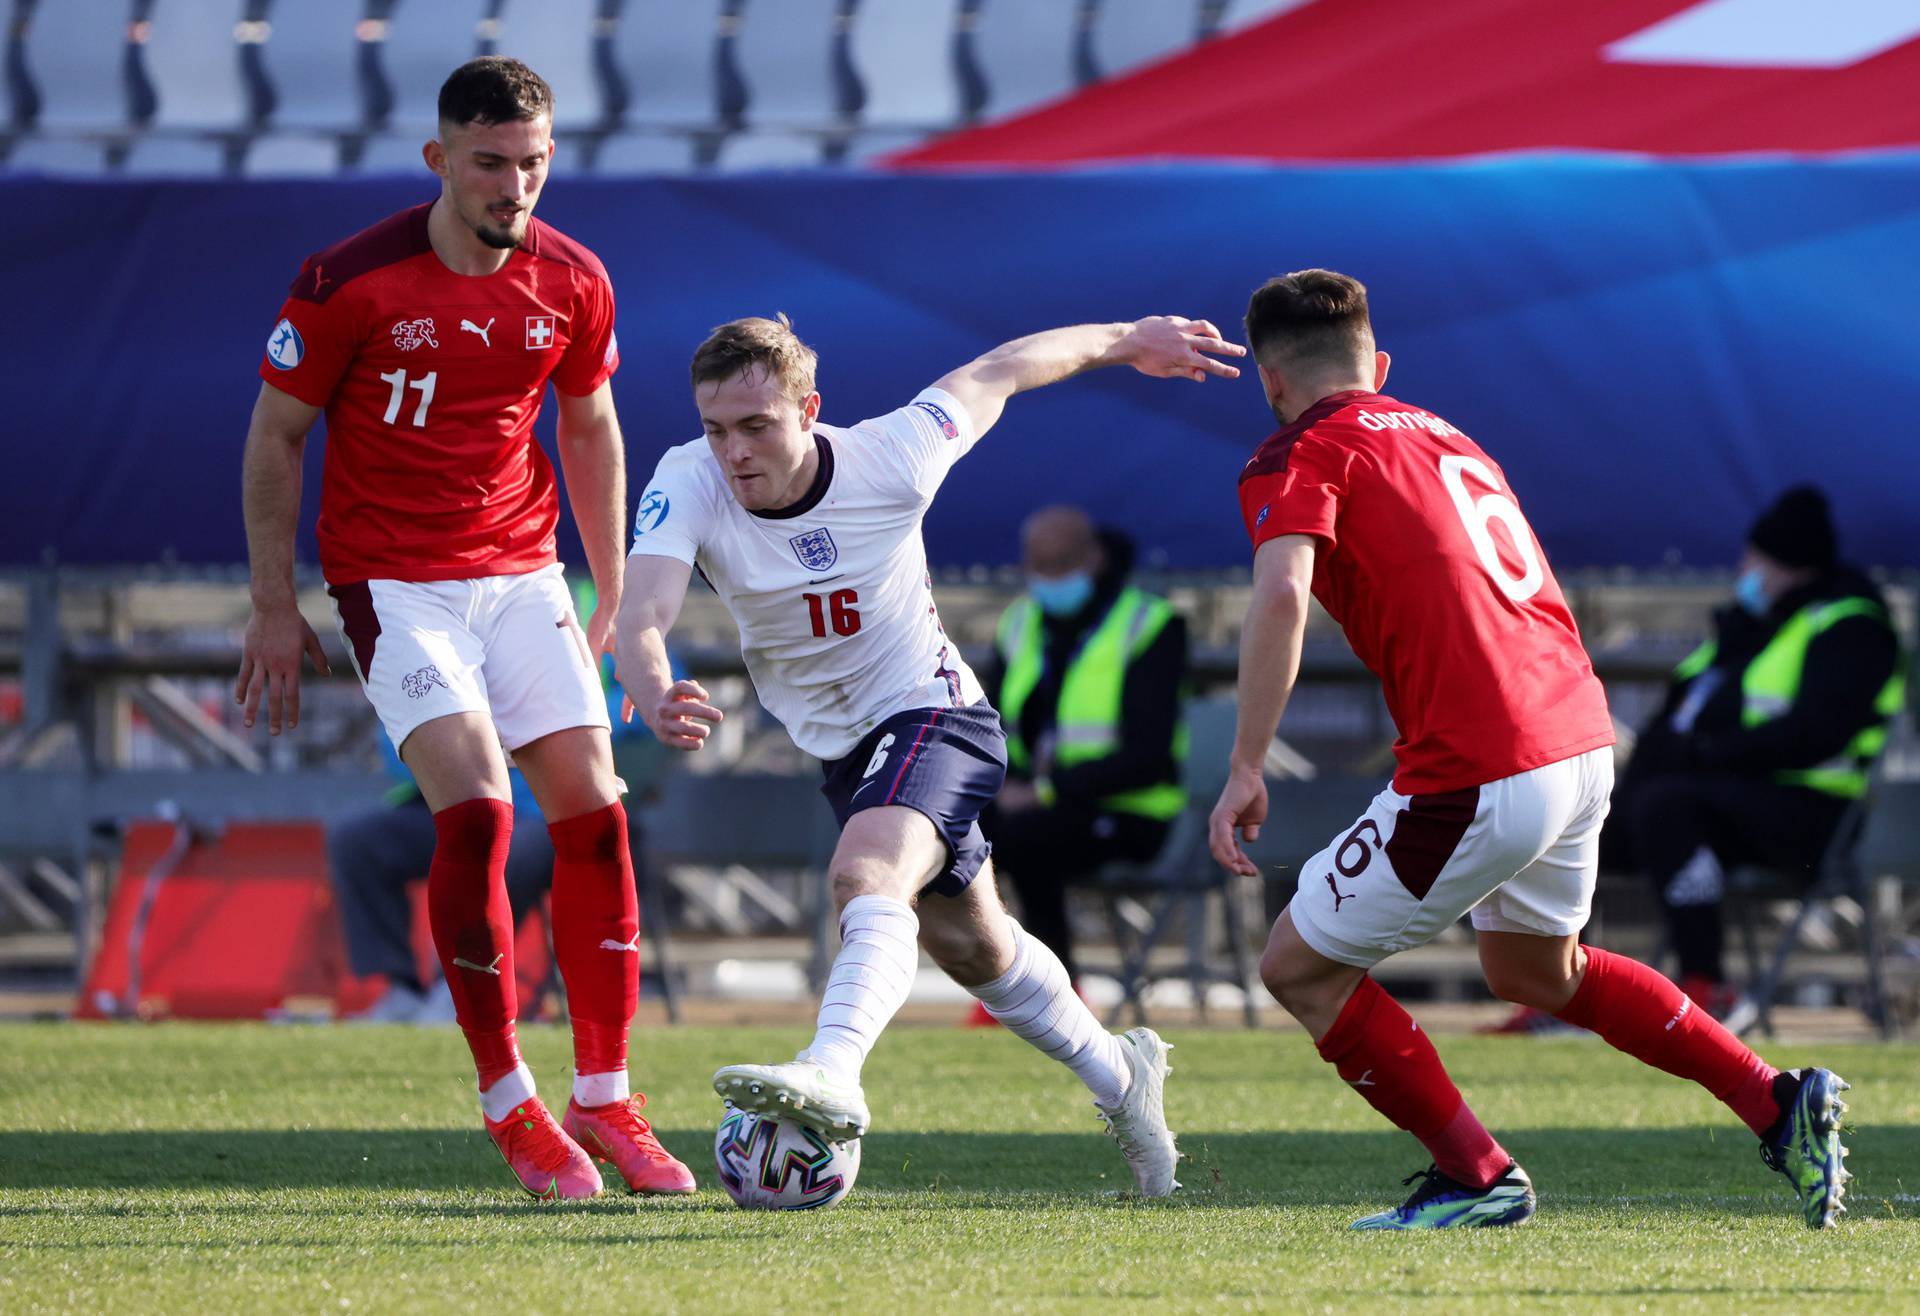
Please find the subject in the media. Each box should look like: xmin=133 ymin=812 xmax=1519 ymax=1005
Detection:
xmin=1208 ymin=763 xmax=1267 ymax=878
xmin=1120 ymin=316 xmax=1245 ymax=383
xmin=648 ymin=678 xmax=724 ymax=751
xmin=584 ymin=596 xmax=620 ymax=658
xmin=235 ymin=603 xmax=331 ymax=735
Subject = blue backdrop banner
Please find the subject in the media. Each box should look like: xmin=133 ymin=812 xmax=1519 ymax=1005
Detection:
xmin=5 ymin=155 xmax=1918 ymax=570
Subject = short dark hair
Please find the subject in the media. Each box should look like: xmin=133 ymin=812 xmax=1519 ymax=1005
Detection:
xmin=690 ymin=314 xmax=818 ymax=401
xmin=437 ymin=57 xmax=554 ymax=128
xmin=1244 ymin=269 xmax=1374 ymax=370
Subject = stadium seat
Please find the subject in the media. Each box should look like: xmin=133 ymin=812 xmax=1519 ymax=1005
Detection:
xmin=145 ymin=0 xmax=257 ymax=129
xmin=841 ymin=126 xmax=932 ymax=163
xmin=593 ymin=130 xmax=695 ymax=173
xmin=354 ymin=132 xmax=431 ymax=173
xmin=613 ymin=0 xmax=725 ymax=127
xmin=1090 ymin=0 xmax=1199 ymax=80
xmin=1094 ymin=698 xmax=1260 ymax=1028
xmin=968 ymin=0 xmax=1082 ymax=123
xmin=492 ymin=0 xmax=610 ymax=130
xmin=242 ymin=133 xmax=342 ymax=176
xmin=121 ymin=134 xmax=229 ymax=176
xmin=846 ymin=0 xmax=963 ymax=129
xmin=1215 ymin=0 xmax=1314 ymax=32
xmin=378 ymin=0 xmax=488 ymax=130
xmin=19 ymin=0 xmax=138 ymax=130
xmin=712 ymin=130 xmax=827 ymax=171
xmin=1729 ymin=773 xmax=1906 ymax=1040
xmin=259 ymin=0 xmax=368 ymax=130
xmin=734 ymin=0 xmax=846 ymax=128
xmin=3 ymin=134 xmax=108 ymax=174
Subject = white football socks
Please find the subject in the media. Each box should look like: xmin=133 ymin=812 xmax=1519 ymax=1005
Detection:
xmin=479 ymin=1062 xmax=536 ymax=1123
xmin=971 ymin=921 xmax=1131 ymax=1107
xmin=573 ymin=1069 xmax=630 ymax=1107
xmin=803 ymin=894 xmax=921 ymax=1080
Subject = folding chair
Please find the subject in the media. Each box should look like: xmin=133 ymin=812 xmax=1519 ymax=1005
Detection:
xmin=1731 ymin=773 xmax=1892 ymax=1039
xmin=1095 ymin=698 xmax=1259 ymax=1028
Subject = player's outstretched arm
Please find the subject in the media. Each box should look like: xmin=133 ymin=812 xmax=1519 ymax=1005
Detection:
xmin=236 ymin=381 xmax=331 ymax=735
xmin=614 ymin=552 xmax=723 ymax=752
xmin=1208 ymin=534 xmax=1316 ymax=878
xmin=932 ymin=316 xmax=1244 ymax=439
xmin=555 ymin=381 xmax=628 ymax=654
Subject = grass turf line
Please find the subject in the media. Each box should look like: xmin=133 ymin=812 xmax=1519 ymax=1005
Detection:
xmin=3 ymin=1023 xmax=1917 ymax=1313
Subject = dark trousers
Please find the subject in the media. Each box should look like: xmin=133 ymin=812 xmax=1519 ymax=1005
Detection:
xmin=1613 ymin=773 xmax=1847 ymax=984
xmin=982 ymin=801 xmax=1168 ymax=982
xmin=325 ymin=799 xmax=556 ymax=990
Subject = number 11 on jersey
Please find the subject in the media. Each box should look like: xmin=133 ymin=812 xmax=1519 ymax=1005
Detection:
xmin=804 ymin=589 xmax=861 ymax=637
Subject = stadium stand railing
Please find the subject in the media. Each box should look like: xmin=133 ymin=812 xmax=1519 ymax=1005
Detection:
xmin=2 ymin=568 xmax=1917 ymax=1029
xmin=1 ymin=0 xmax=1300 ymax=176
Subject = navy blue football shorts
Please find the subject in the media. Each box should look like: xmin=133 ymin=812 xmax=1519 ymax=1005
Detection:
xmin=819 ymin=702 xmax=1008 ymax=898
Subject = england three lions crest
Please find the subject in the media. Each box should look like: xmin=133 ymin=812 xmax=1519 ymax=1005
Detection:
xmin=789 ymin=528 xmax=837 ymax=571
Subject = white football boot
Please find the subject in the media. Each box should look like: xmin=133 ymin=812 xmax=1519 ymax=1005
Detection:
xmin=713 ymin=1053 xmax=872 ymax=1139
xmin=1095 ymin=1027 xmax=1181 ymax=1197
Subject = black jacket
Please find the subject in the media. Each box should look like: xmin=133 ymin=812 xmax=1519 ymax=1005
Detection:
xmin=980 ymin=530 xmax=1189 ymax=811
xmin=1634 ymin=564 xmax=1901 ymax=778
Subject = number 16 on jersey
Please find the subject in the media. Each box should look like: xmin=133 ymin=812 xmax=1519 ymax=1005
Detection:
xmin=804 ymin=589 xmax=861 ymax=638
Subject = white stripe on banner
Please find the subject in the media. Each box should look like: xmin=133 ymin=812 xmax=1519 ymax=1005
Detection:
xmin=1606 ymin=0 xmax=1920 ymax=69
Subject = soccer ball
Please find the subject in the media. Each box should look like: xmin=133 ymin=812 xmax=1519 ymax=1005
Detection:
xmin=713 ymin=1104 xmax=861 ymax=1210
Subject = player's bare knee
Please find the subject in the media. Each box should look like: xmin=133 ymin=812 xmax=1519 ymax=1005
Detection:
xmin=1259 ymin=942 xmax=1323 ymax=1013
xmin=829 ymin=859 xmax=902 ymax=909
xmin=1480 ymin=959 xmax=1562 ymax=1010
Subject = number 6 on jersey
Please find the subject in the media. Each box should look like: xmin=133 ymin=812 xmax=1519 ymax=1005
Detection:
xmin=1439 ymin=453 xmax=1543 ymax=602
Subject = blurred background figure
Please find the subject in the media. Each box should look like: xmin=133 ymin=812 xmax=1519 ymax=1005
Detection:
xmin=328 ymin=732 xmax=556 ymax=1024
xmin=330 ymin=581 xmax=668 ymax=1024
xmin=1608 ymin=486 xmax=1906 ymax=1017
xmin=975 ymin=506 xmax=1189 ymax=1020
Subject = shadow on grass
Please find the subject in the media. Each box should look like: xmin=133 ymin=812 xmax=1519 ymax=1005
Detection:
xmin=3 ymin=1126 xmax=1916 ymax=1214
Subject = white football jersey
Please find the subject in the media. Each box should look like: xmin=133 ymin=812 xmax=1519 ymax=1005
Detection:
xmin=628 ymin=387 xmax=987 ymax=761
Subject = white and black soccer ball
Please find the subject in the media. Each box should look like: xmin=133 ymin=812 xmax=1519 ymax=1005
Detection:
xmin=713 ymin=1105 xmax=861 ymax=1210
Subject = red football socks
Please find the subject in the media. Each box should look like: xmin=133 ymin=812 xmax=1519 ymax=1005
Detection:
xmin=426 ymin=797 xmax=521 ymax=1088
xmin=1554 ymin=946 xmax=1780 ymax=1136
xmin=1317 ymin=976 xmax=1511 ymax=1189
xmin=548 ymin=801 xmax=639 ymax=1080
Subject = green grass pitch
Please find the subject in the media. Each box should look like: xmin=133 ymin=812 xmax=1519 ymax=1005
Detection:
xmin=3 ymin=1023 xmax=1917 ymax=1313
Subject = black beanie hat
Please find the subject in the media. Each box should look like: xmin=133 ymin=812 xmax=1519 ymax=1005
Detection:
xmin=1748 ymin=484 xmax=1836 ymax=570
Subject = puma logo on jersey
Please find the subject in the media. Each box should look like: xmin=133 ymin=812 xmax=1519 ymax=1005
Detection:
xmin=599 ymin=935 xmax=640 ymax=953
xmin=460 ymin=316 xmax=495 ymax=347
xmin=1325 ymin=871 xmax=1357 ymax=913
xmin=1349 ymin=1069 xmax=1376 ymax=1088
xmin=392 ymin=317 xmax=439 ymax=351
xmin=310 ymin=264 xmax=330 ymax=294
xmin=452 ymin=954 xmax=504 ymax=976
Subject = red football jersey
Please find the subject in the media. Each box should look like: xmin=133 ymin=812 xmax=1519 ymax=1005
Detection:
xmin=1238 ymin=390 xmax=1613 ymax=794
xmin=259 ymin=203 xmax=619 ymax=586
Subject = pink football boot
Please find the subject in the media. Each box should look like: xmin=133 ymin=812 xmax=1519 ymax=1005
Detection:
xmin=564 ymin=1094 xmax=697 ymax=1194
xmin=484 ymin=1095 xmax=603 ymax=1200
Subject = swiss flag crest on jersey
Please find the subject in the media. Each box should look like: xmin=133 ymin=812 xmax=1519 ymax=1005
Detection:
xmin=526 ymin=315 xmax=556 ymax=350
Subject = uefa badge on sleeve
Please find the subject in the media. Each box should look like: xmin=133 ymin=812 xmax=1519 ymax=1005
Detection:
xmin=266 ymin=319 xmax=304 ymax=371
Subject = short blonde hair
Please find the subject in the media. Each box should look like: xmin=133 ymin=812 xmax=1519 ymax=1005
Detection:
xmin=689 ymin=313 xmax=818 ymax=401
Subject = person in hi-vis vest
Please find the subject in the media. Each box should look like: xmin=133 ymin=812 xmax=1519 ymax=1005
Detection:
xmin=1605 ymin=486 xmax=1905 ymax=1018
xmin=977 ymin=507 xmax=1190 ymax=1008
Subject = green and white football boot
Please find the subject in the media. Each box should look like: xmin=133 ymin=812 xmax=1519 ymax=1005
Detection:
xmin=1760 ymin=1067 xmax=1851 ymax=1229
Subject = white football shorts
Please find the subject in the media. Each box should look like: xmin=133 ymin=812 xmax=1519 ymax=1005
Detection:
xmin=326 ymin=562 xmax=609 ymax=754
xmin=1287 ymin=747 xmax=1614 ymax=968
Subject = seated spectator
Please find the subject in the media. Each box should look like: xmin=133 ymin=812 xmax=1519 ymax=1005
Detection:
xmin=975 ymin=506 xmax=1189 ymax=1019
xmin=1608 ymin=486 xmax=1905 ymax=1017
